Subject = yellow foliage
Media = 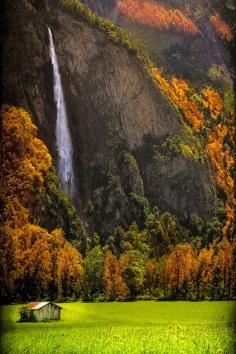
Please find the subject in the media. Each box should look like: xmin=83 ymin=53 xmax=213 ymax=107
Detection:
xmin=197 ymin=247 xmax=215 ymax=284
xmin=202 ymin=87 xmax=223 ymax=119
xmin=151 ymin=68 xmax=204 ymax=132
xmin=4 ymin=224 xmax=84 ymax=298
xmin=0 ymin=106 xmax=84 ymax=300
xmin=206 ymin=124 xmax=235 ymax=236
xmin=164 ymin=244 xmax=197 ymax=291
xmin=0 ymin=105 xmax=52 ymax=226
xmin=103 ymin=251 xmax=129 ymax=300
xmin=53 ymin=229 xmax=84 ymax=298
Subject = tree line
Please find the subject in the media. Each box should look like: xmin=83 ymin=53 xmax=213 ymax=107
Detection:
xmin=83 ymin=235 xmax=235 ymax=301
xmin=0 ymin=105 xmax=235 ymax=304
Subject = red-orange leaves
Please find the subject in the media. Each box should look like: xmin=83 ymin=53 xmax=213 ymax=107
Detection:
xmin=210 ymin=12 xmax=233 ymax=42
xmin=164 ymin=244 xmax=196 ymax=293
xmin=202 ymin=87 xmax=223 ymax=120
xmin=206 ymin=124 xmax=235 ymax=236
xmin=103 ymin=251 xmax=129 ymax=300
xmin=118 ymin=0 xmax=198 ymax=35
xmin=151 ymin=68 xmax=204 ymax=132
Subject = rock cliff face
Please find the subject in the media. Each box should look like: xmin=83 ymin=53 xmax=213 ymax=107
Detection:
xmin=82 ymin=0 xmax=117 ymax=19
xmin=1 ymin=0 xmax=56 ymax=153
xmin=1 ymin=0 xmax=217 ymax=236
xmin=83 ymin=0 xmax=235 ymax=86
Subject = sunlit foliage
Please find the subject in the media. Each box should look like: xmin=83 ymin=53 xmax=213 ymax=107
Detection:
xmin=202 ymin=87 xmax=223 ymax=120
xmin=151 ymin=68 xmax=204 ymax=131
xmin=118 ymin=0 xmax=199 ymax=35
xmin=196 ymin=245 xmax=215 ymax=299
xmin=103 ymin=251 xmax=129 ymax=300
xmin=150 ymin=69 xmax=235 ymax=236
xmin=0 ymin=106 xmax=84 ymax=302
xmin=206 ymin=124 xmax=235 ymax=237
xmin=210 ymin=12 xmax=233 ymax=42
xmin=0 ymin=105 xmax=52 ymax=227
xmin=164 ymin=244 xmax=196 ymax=298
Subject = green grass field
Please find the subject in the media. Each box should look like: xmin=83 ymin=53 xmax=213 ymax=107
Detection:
xmin=0 ymin=301 xmax=235 ymax=354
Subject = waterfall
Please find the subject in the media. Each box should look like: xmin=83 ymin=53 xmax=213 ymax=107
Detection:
xmin=48 ymin=27 xmax=75 ymax=194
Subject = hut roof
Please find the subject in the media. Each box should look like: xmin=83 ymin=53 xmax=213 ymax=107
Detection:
xmin=26 ymin=301 xmax=62 ymax=310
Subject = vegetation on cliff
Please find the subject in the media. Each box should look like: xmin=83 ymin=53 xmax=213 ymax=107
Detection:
xmin=55 ymin=0 xmax=149 ymax=57
xmin=0 ymin=1 xmax=235 ymax=304
xmin=210 ymin=11 xmax=233 ymax=42
xmin=1 ymin=105 xmax=235 ymax=303
xmin=0 ymin=106 xmax=84 ymax=303
xmin=151 ymin=68 xmax=235 ymax=238
xmin=118 ymin=0 xmax=199 ymax=35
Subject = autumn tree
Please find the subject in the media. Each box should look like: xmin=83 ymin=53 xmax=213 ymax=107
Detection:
xmin=0 ymin=224 xmax=16 ymax=302
xmin=103 ymin=251 xmax=128 ymax=300
xmin=195 ymin=246 xmax=215 ymax=300
xmin=0 ymin=106 xmax=84 ymax=303
xmin=12 ymin=224 xmax=53 ymax=301
xmin=164 ymin=244 xmax=197 ymax=299
xmin=0 ymin=105 xmax=52 ymax=227
xmin=206 ymin=124 xmax=235 ymax=237
xmin=215 ymin=238 xmax=235 ymax=298
xmin=54 ymin=231 xmax=84 ymax=299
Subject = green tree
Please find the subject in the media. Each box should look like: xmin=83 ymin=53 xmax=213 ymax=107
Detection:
xmin=123 ymin=250 xmax=147 ymax=298
xmin=83 ymin=246 xmax=105 ymax=301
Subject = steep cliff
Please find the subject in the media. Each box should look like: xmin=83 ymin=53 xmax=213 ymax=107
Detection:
xmin=1 ymin=0 xmax=217 ymax=236
xmin=82 ymin=0 xmax=117 ymax=19
xmin=83 ymin=0 xmax=235 ymax=88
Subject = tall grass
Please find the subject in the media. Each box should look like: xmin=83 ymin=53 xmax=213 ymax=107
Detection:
xmin=1 ymin=301 xmax=235 ymax=353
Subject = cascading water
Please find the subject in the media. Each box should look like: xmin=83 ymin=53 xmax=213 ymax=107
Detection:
xmin=48 ymin=27 xmax=75 ymax=195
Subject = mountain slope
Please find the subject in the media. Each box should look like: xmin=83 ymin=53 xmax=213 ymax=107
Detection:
xmin=83 ymin=0 xmax=235 ymax=88
xmin=1 ymin=0 xmax=217 ymax=236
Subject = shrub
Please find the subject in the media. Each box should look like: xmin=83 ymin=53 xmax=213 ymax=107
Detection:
xmin=18 ymin=306 xmax=32 ymax=322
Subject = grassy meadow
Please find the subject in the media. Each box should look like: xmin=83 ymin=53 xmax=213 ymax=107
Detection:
xmin=0 ymin=301 xmax=235 ymax=354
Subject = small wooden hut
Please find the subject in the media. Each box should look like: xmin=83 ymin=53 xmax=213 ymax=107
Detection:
xmin=20 ymin=301 xmax=62 ymax=322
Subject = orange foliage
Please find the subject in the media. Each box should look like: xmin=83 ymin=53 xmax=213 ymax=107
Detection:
xmin=5 ymin=224 xmax=84 ymax=299
xmin=0 ymin=105 xmax=52 ymax=227
xmin=118 ymin=0 xmax=198 ymax=34
xmin=0 ymin=105 xmax=84 ymax=301
xmin=11 ymin=224 xmax=53 ymax=295
xmin=51 ymin=229 xmax=84 ymax=298
xmin=228 ymin=112 xmax=236 ymax=146
xmin=151 ymin=68 xmax=204 ymax=131
xmin=210 ymin=12 xmax=233 ymax=42
xmin=202 ymin=87 xmax=223 ymax=120
xmin=164 ymin=244 xmax=197 ymax=293
xmin=216 ymin=237 xmax=235 ymax=296
xmin=103 ymin=251 xmax=129 ymax=300
xmin=206 ymin=124 xmax=235 ymax=236
xmin=145 ymin=260 xmax=158 ymax=292
xmin=196 ymin=247 xmax=215 ymax=285
xmin=151 ymin=70 xmax=234 ymax=235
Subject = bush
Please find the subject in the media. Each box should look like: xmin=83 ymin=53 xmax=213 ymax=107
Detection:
xmin=18 ymin=306 xmax=32 ymax=322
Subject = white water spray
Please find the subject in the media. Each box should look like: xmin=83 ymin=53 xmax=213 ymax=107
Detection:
xmin=48 ymin=27 xmax=74 ymax=194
